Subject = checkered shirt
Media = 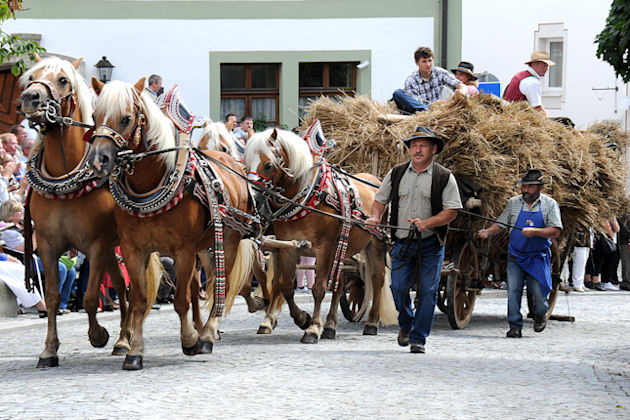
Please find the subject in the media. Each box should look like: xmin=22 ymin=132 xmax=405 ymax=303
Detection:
xmin=404 ymin=66 xmax=462 ymax=104
xmin=496 ymin=193 xmax=563 ymax=233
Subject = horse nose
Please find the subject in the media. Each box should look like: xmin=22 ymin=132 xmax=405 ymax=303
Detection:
xmin=21 ymin=90 xmax=41 ymax=108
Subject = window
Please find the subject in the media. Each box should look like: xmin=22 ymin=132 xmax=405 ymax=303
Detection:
xmin=298 ymin=62 xmax=358 ymax=118
xmin=534 ymin=23 xmax=567 ymax=107
xmin=220 ymin=63 xmax=279 ymax=125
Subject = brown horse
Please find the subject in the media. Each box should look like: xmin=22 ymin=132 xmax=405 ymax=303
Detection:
xmin=87 ymin=77 xmax=254 ymax=370
xmin=17 ymin=55 xmax=146 ymax=367
xmin=244 ymin=128 xmax=397 ymax=343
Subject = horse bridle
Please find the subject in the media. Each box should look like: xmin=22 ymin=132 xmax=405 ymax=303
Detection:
xmin=90 ymin=107 xmax=146 ymax=150
xmin=24 ymin=77 xmax=78 ymax=127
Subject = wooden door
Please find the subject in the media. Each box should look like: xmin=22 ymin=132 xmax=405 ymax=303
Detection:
xmin=0 ymin=68 xmax=23 ymax=133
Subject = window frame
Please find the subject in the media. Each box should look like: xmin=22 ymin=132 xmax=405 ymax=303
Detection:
xmin=534 ymin=23 xmax=567 ymax=107
xmin=220 ymin=63 xmax=280 ymax=125
xmin=298 ymin=61 xmax=359 ymax=117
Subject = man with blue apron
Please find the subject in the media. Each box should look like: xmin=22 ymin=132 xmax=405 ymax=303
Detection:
xmin=478 ymin=169 xmax=562 ymax=337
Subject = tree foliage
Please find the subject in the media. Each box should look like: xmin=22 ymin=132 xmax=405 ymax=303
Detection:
xmin=595 ymin=0 xmax=630 ymax=83
xmin=0 ymin=0 xmax=46 ymax=76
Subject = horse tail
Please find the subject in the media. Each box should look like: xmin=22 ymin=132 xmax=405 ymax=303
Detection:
xmin=143 ymin=252 xmax=162 ymax=318
xmin=23 ymin=189 xmax=34 ymax=291
xmin=354 ymin=247 xmax=398 ymax=325
xmin=378 ymin=254 xmax=399 ymax=326
xmin=223 ymin=238 xmax=256 ymax=315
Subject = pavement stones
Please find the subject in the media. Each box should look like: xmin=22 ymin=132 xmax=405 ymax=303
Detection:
xmin=0 ymin=291 xmax=628 ymax=419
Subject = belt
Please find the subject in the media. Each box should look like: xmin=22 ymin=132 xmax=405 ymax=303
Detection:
xmin=393 ymin=234 xmax=436 ymax=244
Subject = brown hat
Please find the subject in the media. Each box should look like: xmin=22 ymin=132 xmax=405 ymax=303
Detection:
xmin=402 ymin=126 xmax=444 ymax=153
xmin=517 ymin=169 xmax=549 ymax=185
xmin=526 ymin=51 xmax=555 ymax=66
xmin=451 ymin=61 xmax=478 ymax=81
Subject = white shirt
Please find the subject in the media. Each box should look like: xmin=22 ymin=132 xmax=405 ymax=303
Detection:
xmin=518 ymin=66 xmax=542 ymax=107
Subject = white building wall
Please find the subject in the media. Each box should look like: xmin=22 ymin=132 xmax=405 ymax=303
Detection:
xmin=4 ymin=17 xmax=434 ymax=118
xmin=461 ymin=0 xmax=629 ymax=129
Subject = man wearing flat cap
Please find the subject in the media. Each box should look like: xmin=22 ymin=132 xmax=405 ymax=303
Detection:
xmin=367 ymin=126 xmax=462 ymax=354
xmin=478 ymin=169 xmax=562 ymax=338
xmin=503 ymin=51 xmax=555 ymax=115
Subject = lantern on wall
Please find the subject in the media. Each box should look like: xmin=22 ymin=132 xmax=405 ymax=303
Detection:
xmin=94 ymin=56 xmax=115 ymax=83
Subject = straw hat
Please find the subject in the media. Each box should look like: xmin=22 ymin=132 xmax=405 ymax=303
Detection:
xmin=525 ymin=51 xmax=555 ymax=66
xmin=450 ymin=61 xmax=478 ymax=81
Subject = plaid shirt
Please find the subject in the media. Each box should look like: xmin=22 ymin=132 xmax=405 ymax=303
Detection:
xmin=404 ymin=66 xmax=461 ymax=104
xmin=496 ymin=193 xmax=563 ymax=233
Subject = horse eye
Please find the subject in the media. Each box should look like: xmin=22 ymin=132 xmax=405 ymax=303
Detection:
xmin=121 ymin=116 xmax=131 ymax=125
xmin=59 ymin=77 xmax=68 ymax=85
xmin=264 ymin=162 xmax=273 ymax=171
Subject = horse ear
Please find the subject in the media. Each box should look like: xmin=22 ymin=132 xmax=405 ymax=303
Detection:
xmin=91 ymin=77 xmax=104 ymax=95
xmin=134 ymin=77 xmax=146 ymax=94
xmin=33 ymin=53 xmax=42 ymax=62
xmin=71 ymin=57 xmax=83 ymax=69
xmin=271 ymin=128 xmax=278 ymax=140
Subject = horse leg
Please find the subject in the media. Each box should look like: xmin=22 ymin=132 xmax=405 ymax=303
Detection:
xmin=256 ymin=251 xmax=281 ymax=334
xmin=322 ymin=281 xmax=344 ymax=340
xmin=81 ymin=250 xmax=110 ymax=349
xmin=190 ymin=267 xmax=204 ymax=334
xmin=299 ymin=246 xmax=335 ymax=344
xmin=105 ymin=250 xmax=132 ymax=355
xmin=197 ymin=251 xmax=218 ymax=349
xmin=363 ymin=240 xmax=387 ymax=335
xmin=120 ymin=247 xmax=148 ymax=370
xmin=36 ymin=244 xmax=62 ymax=368
xmin=173 ymin=251 xmax=202 ymax=355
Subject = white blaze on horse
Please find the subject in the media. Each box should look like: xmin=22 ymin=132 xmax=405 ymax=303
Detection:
xmin=244 ymin=128 xmax=397 ymax=343
xmin=18 ymin=55 xmax=149 ymax=368
xmin=87 ymin=77 xmax=255 ymax=370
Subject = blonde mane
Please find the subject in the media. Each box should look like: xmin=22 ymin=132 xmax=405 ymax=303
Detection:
xmin=245 ymin=128 xmax=314 ymax=191
xmin=94 ymin=80 xmax=176 ymax=170
xmin=200 ymin=120 xmax=240 ymax=161
xmin=20 ymin=56 xmax=94 ymax=126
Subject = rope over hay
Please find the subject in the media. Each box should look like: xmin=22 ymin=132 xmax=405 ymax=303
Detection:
xmin=300 ymin=93 xmax=630 ymax=247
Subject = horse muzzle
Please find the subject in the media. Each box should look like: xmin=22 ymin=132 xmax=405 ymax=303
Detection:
xmin=86 ymin=141 xmax=117 ymax=177
xmin=19 ymin=86 xmax=49 ymax=115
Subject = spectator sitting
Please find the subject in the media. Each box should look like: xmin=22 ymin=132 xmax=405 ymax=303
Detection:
xmin=233 ymin=115 xmax=255 ymax=145
xmin=0 ymin=199 xmax=76 ymax=314
xmin=451 ymin=61 xmax=479 ymax=96
xmin=392 ymin=46 xmax=467 ymax=114
xmin=0 ymin=252 xmax=47 ymax=317
xmin=0 ymin=133 xmax=25 ymax=181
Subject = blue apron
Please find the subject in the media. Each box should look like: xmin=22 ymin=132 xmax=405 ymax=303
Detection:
xmin=508 ymin=202 xmax=552 ymax=297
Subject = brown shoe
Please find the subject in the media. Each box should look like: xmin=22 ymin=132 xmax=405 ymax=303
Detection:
xmin=397 ymin=329 xmax=410 ymax=347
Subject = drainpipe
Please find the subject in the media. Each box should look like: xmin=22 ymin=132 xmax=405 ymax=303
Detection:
xmin=441 ymin=0 xmax=448 ymax=68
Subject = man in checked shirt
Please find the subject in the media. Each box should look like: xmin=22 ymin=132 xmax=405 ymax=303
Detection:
xmin=393 ymin=46 xmax=468 ymax=113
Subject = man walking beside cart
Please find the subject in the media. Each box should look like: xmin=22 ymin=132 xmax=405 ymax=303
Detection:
xmin=366 ymin=126 xmax=462 ymax=354
xmin=477 ymin=169 xmax=562 ymax=338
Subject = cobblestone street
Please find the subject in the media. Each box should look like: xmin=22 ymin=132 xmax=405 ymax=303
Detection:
xmin=0 ymin=290 xmax=628 ymax=419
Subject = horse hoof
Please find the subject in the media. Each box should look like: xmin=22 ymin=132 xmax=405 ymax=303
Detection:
xmin=300 ymin=332 xmax=319 ymax=344
xmin=272 ymin=319 xmax=278 ymax=329
xmin=122 ymin=355 xmax=143 ymax=370
xmin=37 ymin=357 xmax=59 ymax=368
xmin=296 ymin=313 xmax=312 ymax=330
xmin=200 ymin=341 xmax=213 ymax=354
xmin=182 ymin=338 xmax=203 ymax=356
xmin=111 ymin=346 xmax=129 ymax=356
xmin=322 ymin=327 xmax=336 ymax=339
xmin=89 ymin=328 xmax=110 ymax=348
xmin=363 ymin=325 xmax=378 ymax=336
xmin=257 ymin=326 xmax=272 ymax=334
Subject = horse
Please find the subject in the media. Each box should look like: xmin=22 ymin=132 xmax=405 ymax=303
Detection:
xmin=17 ymin=55 xmax=156 ymax=368
xmin=87 ymin=77 xmax=255 ymax=370
xmin=244 ymin=128 xmax=397 ymax=343
xmin=198 ymin=119 xmax=243 ymax=162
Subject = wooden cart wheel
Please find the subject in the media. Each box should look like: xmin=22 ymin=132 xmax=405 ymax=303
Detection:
xmin=339 ymin=272 xmax=365 ymax=322
xmin=445 ymin=241 xmax=480 ymax=330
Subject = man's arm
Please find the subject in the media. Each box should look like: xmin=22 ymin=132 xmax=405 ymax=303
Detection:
xmin=478 ymin=223 xmax=503 ymax=239
xmin=408 ymin=208 xmax=457 ymax=233
xmin=366 ymin=200 xmax=386 ymax=226
xmin=522 ymin=226 xmax=561 ymax=239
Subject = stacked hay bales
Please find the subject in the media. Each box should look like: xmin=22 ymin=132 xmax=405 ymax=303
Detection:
xmin=300 ymin=94 xmax=629 ymax=244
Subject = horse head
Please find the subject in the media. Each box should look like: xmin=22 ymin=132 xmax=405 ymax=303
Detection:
xmin=199 ymin=119 xmax=242 ymax=161
xmin=87 ymin=77 xmax=176 ymax=177
xmin=244 ymin=128 xmax=314 ymax=222
xmin=19 ymin=54 xmax=93 ymax=129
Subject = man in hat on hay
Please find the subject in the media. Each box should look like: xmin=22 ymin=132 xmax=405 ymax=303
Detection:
xmin=366 ymin=126 xmax=462 ymax=354
xmin=451 ymin=61 xmax=479 ymax=96
xmin=503 ymin=51 xmax=555 ymax=115
xmin=392 ymin=46 xmax=468 ymax=114
xmin=478 ymin=169 xmax=562 ymax=338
